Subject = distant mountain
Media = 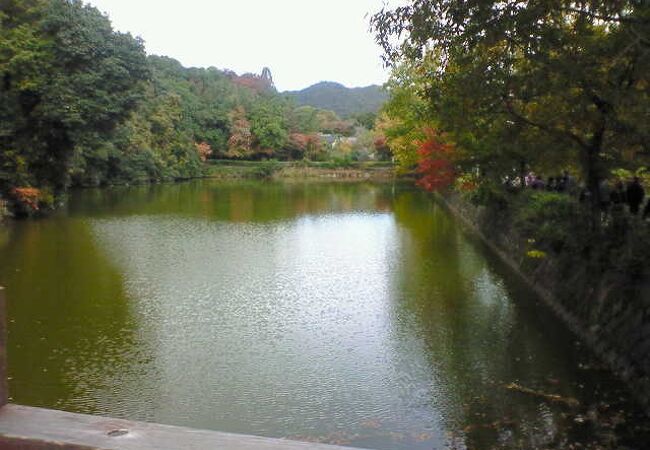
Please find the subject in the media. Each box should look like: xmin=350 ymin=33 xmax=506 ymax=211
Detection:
xmin=284 ymin=82 xmax=387 ymax=118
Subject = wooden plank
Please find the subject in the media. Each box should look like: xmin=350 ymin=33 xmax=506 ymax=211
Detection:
xmin=0 ymin=405 xmax=367 ymax=450
xmin=0 ymin=287 xmax=6 ymax=407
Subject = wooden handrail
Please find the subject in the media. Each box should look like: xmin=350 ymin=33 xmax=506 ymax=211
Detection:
xmin=0 ymin=287 xmax=6 ymax=407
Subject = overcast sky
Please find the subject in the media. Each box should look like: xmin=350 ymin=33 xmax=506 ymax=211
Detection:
xmin=86 ymin=0 xmax=395 ymax=92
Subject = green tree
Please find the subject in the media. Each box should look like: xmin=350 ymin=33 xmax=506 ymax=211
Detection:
xmin=0 ymin=0 xmax=149 ymax=198
xmin=288 ymin=105 xmax=320 ymax=134
xmin=351 ymin=111 xmax=377 ymax=130
xmin=249 ymin=97 xmax=289 ymax=153
xmin=372 ymin=1 xmax=650 ymax=205
xmin=375 ymin=61 xmax=431 ymax=172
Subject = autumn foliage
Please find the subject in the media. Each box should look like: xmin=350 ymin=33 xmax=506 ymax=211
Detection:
xmin=9 ymin=187 xmax=42 ymax=212
xmin=373 ymin=136 xmax=391 ymax=160
xmin=195 ymin=142 xmax=212 ymax=162
xmin=232 ymin=74 xmax=273 ymax=93
xmin=289 ymin=133 xmax=320 ymax=150
xmin=415 ymin=129 xmax=456 ymax=192
xmin=226 ymin=107 xmax=253 ymax=158
xmin=287 ymin=133 xmax=323 ymax=159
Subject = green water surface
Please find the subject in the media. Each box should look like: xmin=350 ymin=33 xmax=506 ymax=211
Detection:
xmin=0 ymin=180 xmax=647 ymax=449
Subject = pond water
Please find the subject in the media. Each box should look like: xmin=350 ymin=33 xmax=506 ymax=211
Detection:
xmin=0 ymin=180 xmax=647 ymax=449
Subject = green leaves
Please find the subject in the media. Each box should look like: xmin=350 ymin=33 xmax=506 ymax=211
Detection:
xmin=1 ymin=0 xmax=392 ymax=210
xmin=249 ymin=100 xmax=289 ymax=151
xmin=372 ymin=0 xmax=650 ymax=191
xmin=0 ymin=0 xmax=149 ymax=195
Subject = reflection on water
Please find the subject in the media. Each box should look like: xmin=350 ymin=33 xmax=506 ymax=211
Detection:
xmin=0 ymin=181 xmax=647 ymax=449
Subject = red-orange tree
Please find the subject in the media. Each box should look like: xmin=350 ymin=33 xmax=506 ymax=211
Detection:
xmin=415 ymin=129 xmax=456 ymax=192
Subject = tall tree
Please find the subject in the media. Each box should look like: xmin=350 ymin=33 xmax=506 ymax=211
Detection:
xmin=372 ymin=1 xmax=650 ymax=204
xmin=0 ymin=0 xmax=149 ymax=198
xmin=249 ymin=98 xmax=289 ymax=153
xmin=226 ymin=106 xmax=254 ymax=158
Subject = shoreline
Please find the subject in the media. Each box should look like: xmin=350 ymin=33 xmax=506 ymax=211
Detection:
xmin=435 ymin=191 xmax=650 ymax=415
xmin=0 ymin=162 xmax=397 ymax=219
xmin=205 ymin=161 xmax=396 ymax=181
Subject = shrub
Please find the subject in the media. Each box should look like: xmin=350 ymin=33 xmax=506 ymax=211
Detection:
xmin=251 ymin=160 xmax=281 ymax=179
xmin=514 ymin=191 xmax=587 ymax=253
xmin=8 ymin=187 xmax=55 ymax=217
xmin=464 ymin=181 xmax=509 ymax=210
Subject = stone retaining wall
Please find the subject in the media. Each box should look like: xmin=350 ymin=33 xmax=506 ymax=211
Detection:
xmin=438 ymin=193 xmax=650 ymax=414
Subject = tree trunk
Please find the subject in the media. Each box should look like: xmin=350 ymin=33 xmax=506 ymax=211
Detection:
xmin=582 ymin=123 xmax=606 ymax=229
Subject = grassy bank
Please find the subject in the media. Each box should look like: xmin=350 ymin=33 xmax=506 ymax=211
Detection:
xmin=2 ymin=161 xmax=396 ymax=218
xmin=206 ymin=160 xmax=395 ymax=181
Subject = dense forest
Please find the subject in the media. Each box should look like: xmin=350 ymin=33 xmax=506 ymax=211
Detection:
xmin=0 ymin=0 xmax=387 ymax=215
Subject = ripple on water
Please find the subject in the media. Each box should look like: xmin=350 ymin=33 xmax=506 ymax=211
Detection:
xmin=3 ymin=183 xmax=648 ymax=450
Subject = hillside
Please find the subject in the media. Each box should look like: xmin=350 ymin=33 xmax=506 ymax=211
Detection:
xmin=0 ymin=0 xmax=360 ymax=215
xmin=285 ymin=82 xmax=387 ymax=118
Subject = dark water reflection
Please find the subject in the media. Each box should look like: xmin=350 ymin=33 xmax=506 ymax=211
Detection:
xmin=0 ymin=181 xmax=647 ymax=449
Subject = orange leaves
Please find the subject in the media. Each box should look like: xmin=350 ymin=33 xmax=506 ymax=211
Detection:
xmin=415 ymin=128 xmax=456 ymax=192
xmin=374 ymin=136 xmax=387 ymax=149
xmin=226 ymin=107 xmax=253 ymax=158
xmin=288 ymin=133 xmax=320 ymax=151
xmin=195 ymin=142 xmax=212 ymax=162
xmin=10 ymin=187 xmax=42 ymax=211
xmin=232 ymin=74 xmax=273 ymax=93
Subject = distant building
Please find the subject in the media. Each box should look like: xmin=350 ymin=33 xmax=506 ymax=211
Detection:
xmin=339 ymin=137 xmax=358 ymax=146
xmin=318 ymin=133 xmax=337 ymax=148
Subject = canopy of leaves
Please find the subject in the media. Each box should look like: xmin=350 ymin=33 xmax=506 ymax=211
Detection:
xmin=416 ymin=129 xmax=456 ymax=191
xmin=1 ymin=0 xmax=376 ymax=213
xmin=372 ymin=0 xmax=649 ymax=200
xmin=0 ymin=0 xmax=148 ymax=194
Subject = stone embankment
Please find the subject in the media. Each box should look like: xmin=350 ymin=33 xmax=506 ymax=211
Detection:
xmin=439 ymin=193 xmax=650 ymax=413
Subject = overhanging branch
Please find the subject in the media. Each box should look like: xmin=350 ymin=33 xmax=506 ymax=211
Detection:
xmin=503 ymin=99 xmax=588 ymax=150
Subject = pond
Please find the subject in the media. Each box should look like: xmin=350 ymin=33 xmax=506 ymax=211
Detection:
xmin=0 ymin=180 xmax=647 ymax=449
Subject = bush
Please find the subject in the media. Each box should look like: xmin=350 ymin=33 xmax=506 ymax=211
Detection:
xmin=464 ymin=181 xmax=509 ymax=209
xmin=251 ymin=160 xmax=281 ymax=179
xmin=8 ymin=187 xmax=55 ymax=217
xmin=328 ymin=156 xmax=356 ymax=168
xmin=514 ymin=191 xmax=587 ymax=253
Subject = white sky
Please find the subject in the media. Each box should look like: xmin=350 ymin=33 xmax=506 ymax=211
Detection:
xmin=86 ymin=0 xmax=394 ymax=92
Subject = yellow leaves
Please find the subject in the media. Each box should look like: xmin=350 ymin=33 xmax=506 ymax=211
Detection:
xmin=375 ymin=111 xmax=423 ymax=173
xmin=526 ymin=249 xmax=547 ymax=259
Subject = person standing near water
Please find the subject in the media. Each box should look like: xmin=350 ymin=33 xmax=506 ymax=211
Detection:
xmin=626 ymin=177 xmax=645 ymax=215
xmin=610 ymin=181 xmax=626 ymax=213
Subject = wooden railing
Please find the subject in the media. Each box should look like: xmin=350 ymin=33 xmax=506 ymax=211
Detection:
xmin=0 ymin=287 xmax=6 ymax=408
